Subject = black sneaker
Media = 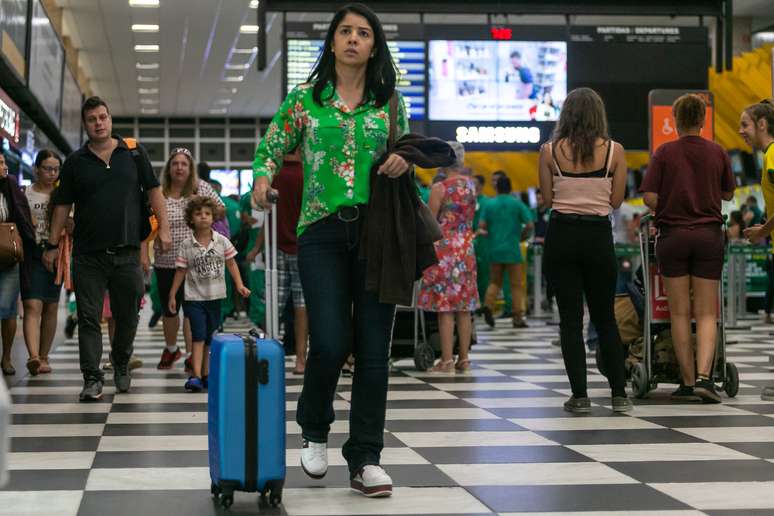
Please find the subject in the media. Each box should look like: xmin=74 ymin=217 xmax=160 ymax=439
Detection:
xmin=694 ymin=378 xmax=722 ymax=404
xmin=563 ymin=396 xmax=591 ymax=413
xmin=113 ymin=362 xmax=131 ymax=393
xmin=64 ymin=315 xmax=77 ymax=339
xmin=481 ymin=307 xmax=495 ymax=328
xmin=612 ymin=396 xmax=633 ymax=412
xmin=148 ymin=311 xmax=162 ymax=329
xmin=79 ymin=377 xmax=104 ymax=402
xmin=671 ymin=384 xmax=701 ymax=402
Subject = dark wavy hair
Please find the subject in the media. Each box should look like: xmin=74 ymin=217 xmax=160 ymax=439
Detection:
xmin=184 ymin=196 xmax=223 ymax=230
xmin=34 ymin=149 xmax=62 ymax=168
xmin=552 ymin=88 xmax=609 ymax=167
xmin=308 ymin=3 xmax=397 ymax=108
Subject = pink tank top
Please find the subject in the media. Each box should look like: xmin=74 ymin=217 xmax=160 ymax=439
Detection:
xmin=549 ymin=140 xmax=614 ymax=217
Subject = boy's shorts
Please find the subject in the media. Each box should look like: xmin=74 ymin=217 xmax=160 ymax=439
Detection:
xmin=184 ymin=300 xmax=221 ymax=345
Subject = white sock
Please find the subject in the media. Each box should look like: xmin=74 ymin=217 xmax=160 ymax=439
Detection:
xmin=166 ymin=345 xmax=179 ymax=353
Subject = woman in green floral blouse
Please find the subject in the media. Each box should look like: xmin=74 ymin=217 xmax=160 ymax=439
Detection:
xmin=252 ymin=3 xmax=410 ymax=498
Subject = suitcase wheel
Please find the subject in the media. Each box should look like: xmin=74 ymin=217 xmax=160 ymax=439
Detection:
xmin=261 ymin=480 xmax=284 ymax=507
xmin=221 ymin=494 xmax=234 ymax=509
xmin=210 ymin=483 xmax=221 ymax=500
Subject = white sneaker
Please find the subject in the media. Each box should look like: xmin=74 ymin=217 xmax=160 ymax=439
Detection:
xmin=350 ymin=465 xmax=393 ymax=498
xmin=300 ymin=440 xmax=328 ymax=479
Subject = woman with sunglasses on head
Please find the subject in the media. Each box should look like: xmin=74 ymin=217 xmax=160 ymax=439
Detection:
xmin=149 ymin=148 xmax=224 ymax=373
xmin=252 ymin=3 xmax=410 ymax=497
xmin=21 ymin=150 xmax=64 ymax=375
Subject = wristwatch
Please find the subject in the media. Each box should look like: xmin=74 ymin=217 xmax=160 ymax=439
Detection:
xmin=44 ymin=241 xmax=59 ymax=251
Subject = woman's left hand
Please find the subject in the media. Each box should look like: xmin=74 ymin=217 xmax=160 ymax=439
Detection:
xmin=377 ymin=154 xmax=410 ymax=178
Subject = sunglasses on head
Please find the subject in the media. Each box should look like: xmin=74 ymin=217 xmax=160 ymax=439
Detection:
xmin=170 ymin=148 xmax=194 ymax=159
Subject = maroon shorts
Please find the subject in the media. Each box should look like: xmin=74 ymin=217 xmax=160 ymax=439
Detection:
xmin=655 ymin=224 xmax=724 ymax=280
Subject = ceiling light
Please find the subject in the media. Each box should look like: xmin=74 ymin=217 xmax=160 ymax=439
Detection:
xmin=136 ymin=62 xmax=159 ymax=70
xmin=138 ymin=88 xmax=159 ymax=94
xmin=232 ymin=47 xmax=257 ymax=54
xmin=131 ymin=24 xmax=159 ymax=32
xmin=209 ymin=108 xmax=228 ymax=114
xmin=141 ymin=108 xmax=159 ymax=114
xmin=140 ymin=98 xmax=159 ymax=105
xmin=222 ymin=76 xmax=244 ymax=82
xmin=220 ymin=87 xmax=238 ymax=94
xmin=215 ymin=99 xmax=233 ymax=105
xmin=240 ymin=25 xmax=259 ymax=34
xmin=249 ymin=0 xmax=259 ymax=8
xmin=138 ymin=75 xmax=159 ymax=82
xmin=129 ymin=0 xmax=159 ymax=7
xmin=134 ymin=44 xmax=159 ymax=52
xmin=225 ymin=63 xmax=249 ymax=70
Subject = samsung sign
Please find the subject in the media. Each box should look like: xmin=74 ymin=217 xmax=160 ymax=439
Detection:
xmin=455 ymin=125 xmax=541 ymax=144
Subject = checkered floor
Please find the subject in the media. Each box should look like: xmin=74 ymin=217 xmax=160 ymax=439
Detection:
xmin=2 ymin=308 xmax=774 ymax=516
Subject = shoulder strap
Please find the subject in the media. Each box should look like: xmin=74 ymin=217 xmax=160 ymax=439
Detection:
xmin=604 ymin=140 xmax=615 ymax=178
xmin=548 ymin=142 xmax=563 ymax=177
xmin=388 ymin=93 xmax=398 ymax=148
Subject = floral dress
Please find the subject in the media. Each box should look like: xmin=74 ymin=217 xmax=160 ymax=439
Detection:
xmin=417 ymin=176 xmax=479 ymax=312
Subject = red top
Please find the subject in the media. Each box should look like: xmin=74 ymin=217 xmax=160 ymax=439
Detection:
xmin=271 ymin=161 xmax=303 ymax=255
xmin=641 ymin=136 xmax=735 ymax=227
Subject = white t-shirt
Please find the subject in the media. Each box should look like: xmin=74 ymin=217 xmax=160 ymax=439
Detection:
xmin=175 ymin=231 xmax=237 ymax=301
xmin=25 ymin=188 xmax=51 ymax=243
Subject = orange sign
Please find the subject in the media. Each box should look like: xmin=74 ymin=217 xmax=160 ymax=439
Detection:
xmin=650 ymin=105 xmax=714 ymax=154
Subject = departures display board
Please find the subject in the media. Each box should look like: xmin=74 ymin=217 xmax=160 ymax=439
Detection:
xmin=285 ymin=21 xmax=426 ymax=120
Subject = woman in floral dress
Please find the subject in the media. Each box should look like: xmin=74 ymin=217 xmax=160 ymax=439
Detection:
xmin=418 ymin=142 xmax=478 ymax=374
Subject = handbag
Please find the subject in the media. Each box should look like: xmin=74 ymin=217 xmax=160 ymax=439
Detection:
xmin=387 ymin=94 xmax=442 ymax=243
xmin=0 ymin=223 xmax=23 ymax=268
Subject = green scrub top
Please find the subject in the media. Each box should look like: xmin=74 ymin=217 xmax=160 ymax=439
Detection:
xmin=482 ymin=194 xmax=533 ymax=264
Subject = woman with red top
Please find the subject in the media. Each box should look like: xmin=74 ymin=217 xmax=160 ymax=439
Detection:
xmin=642 ymin=94 xmax=735 ymax=404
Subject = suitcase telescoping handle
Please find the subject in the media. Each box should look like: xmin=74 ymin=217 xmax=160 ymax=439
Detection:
xmin=263 ymin=192 xmax=280 ymax=340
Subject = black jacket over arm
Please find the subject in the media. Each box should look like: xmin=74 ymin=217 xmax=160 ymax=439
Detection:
xmin=360 ymin=134 xmax=456 ymax=306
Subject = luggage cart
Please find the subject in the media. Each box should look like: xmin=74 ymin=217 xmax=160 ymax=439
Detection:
xmin=630 ymin=215 xmax=739 ymax=399
xmin=390 ymin=281 xmax=477 ymax=371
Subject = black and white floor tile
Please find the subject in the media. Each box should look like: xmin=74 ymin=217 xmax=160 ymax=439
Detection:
xmin=2 ymin=309 xmax=774 ymax=515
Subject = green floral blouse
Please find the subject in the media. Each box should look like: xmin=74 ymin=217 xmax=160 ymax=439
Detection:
xmin=252 ymin=81 xmax=409 ymax=235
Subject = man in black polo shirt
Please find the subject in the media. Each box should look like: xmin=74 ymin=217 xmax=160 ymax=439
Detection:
xmin=43 ymin=97 xmax=171 ymax=401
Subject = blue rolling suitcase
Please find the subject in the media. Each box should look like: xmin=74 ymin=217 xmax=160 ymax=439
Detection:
xmin=208 ymin=199 xmax=286 ymax=509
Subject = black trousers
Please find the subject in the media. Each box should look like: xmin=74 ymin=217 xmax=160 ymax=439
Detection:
xmin=296 ymin=214 xmax=396 ymax=476
xmin=544 ymin=216 xmax=627 ymax=398
xmin=72 ymin=248 xmax=144 ymax=380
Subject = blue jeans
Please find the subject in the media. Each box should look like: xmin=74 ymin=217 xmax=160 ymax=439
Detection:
xmin=296 ymin=214 xmax=396 ymax=475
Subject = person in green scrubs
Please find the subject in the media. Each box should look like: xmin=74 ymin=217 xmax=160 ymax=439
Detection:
xmin=240 ymin=191 xmax=265 ymax=327
xmin=473 ymin=175 xmax=491 ymax=308
xmin=479 ymin=175 xmax=533 ymax=328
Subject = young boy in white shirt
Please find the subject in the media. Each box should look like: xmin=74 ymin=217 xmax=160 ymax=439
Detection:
xmin=169 ymin=196 xmax=250 ymax=392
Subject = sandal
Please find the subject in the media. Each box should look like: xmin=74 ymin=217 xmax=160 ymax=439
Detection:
xmin=27 ymin=357 xmax=41 ymax=376
xmin=1 ymin=362 xmax=15 ymax=376
xmin=428 ymin=359 xmax=455 ymax=374
xmin=455 ymin=358 xmax=472 ymax=375
xmin=38 ymin=359 xmax=52 ymax=374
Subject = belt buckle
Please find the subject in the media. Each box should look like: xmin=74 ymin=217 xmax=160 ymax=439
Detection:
xmin=337 ymin=205 xmax=359 ymax=223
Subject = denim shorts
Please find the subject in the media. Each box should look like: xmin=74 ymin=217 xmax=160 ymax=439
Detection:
xmin=183 ymin=299 xmax=221 ymax=345
xmin=0 ymin=263 xmax=20 ymax=318
xmin=21 ymin=252 xmax=62 ymax=303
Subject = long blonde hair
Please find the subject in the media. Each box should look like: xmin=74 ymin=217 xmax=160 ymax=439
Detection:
xmin=161 ymin=149 xmax=198 ymax=198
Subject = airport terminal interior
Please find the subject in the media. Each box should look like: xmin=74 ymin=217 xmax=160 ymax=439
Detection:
xmin=2 ymin=0 xmax=774 ymax=515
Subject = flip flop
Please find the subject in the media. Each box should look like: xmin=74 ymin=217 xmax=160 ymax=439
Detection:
xmin=27 ymin=357 xmax=41 ymax=376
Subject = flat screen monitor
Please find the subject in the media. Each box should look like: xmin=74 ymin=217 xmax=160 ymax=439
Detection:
xmin=428 ymin=40 xmax=567 ymax=122
xmin=210 ymin=170 xmax=240 ymax=197
xmin=239 ymin=169 xmax=254 ymax=196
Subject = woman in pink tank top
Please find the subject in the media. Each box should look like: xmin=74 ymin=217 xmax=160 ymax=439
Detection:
xmin=537 ymin=88 xmax=632 ymax=414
